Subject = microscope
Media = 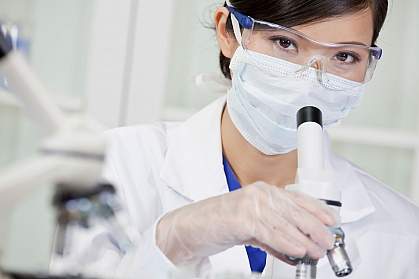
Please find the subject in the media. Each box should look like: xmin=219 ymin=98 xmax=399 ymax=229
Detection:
xmin=290 ymin=106 xmax=353 ymax=278
xmin=0 ymin=23 xmax=132 ymax=278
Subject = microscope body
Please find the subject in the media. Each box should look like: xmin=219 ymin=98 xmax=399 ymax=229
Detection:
xmin=290 ymin=107 xmax=352 ymax=278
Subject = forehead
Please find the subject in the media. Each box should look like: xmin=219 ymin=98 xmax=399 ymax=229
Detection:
xmin=292 ymin=9 xmax=374 ymax=46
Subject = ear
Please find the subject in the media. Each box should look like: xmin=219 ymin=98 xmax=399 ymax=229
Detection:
xmin=215 ymin=7 xmax=239 ymax=59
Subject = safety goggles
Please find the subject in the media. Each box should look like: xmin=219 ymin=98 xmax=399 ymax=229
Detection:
xmin=227 ymin=5 xmax=383 ymax=89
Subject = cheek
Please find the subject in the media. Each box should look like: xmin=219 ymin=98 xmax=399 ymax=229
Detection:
xmin=245 ymin=36 xmax=273 ymax=54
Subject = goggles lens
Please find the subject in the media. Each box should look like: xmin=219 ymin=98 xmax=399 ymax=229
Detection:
xmin=228 ymin=7 xmax=382 ymax=89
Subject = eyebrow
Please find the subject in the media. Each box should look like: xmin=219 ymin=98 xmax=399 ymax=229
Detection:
xmin=335 ymin=41 xmax=369 ymax=46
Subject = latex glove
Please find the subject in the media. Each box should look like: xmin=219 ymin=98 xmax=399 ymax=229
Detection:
xmin=156 ymin=182 xmax=337 ymax=266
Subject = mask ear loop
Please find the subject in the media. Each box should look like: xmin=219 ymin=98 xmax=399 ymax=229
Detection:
xmin=231 ymin=15 xmax=243 ymax=45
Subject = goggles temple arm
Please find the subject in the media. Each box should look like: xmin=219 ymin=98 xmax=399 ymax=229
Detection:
xmin=230 ymin=11 xmax=243 ymax=44
xmin=225 ymin=4 xmax=253 ymax=45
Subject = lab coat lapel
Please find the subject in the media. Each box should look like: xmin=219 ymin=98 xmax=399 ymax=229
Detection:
xmin=302 ymin=133 xmax=374 ymax=271
xmin=160 ymin=97 xmax=229 ymax=202
xmin=323 ymin=133 xmax=376 ymax=224
xmin=160 ymin=96 xmax=250 ymax=273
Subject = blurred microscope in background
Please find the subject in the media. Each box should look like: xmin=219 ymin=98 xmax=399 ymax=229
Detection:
xmin=0 ymin=22 xmax=133 ymax=279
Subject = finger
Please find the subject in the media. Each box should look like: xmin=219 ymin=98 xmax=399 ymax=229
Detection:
xmin=261 ymin=187 xmax=332 ymax=256
xmin=271 ymin=216 xmax=328 ymax=259
xmin=250 ymin=240 xmax=299 ymax=266
xmin=275 ymin=254 xmax=300 ymax=266
xmin=254 ymin=217 xmax=307 ymax=259
xmin=287 ymin=206 xmax=335 ymax=251
xmin=258 ymin=205 xmax=328 ymax=260
xmin=269 ymin=189 xmax=334 ymax=250
xmin=288 ymin=191 xmax=337 ymax=227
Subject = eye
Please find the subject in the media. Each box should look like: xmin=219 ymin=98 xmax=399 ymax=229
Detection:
xmin=334 ymin=52 xmax=360 ymax=64
xmin=270 ymin=36 xmax=298 ymax=51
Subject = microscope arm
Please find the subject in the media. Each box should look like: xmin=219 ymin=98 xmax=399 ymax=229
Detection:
xmin=0 ymin=33 xmax=66 ymax=135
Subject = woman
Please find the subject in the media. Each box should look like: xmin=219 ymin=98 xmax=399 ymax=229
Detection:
xmin=54 ymin=0 xmax=419 ymax=278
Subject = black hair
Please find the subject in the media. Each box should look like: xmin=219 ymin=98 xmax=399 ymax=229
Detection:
xmin=219 ymin=0 xmax=388 ymax=79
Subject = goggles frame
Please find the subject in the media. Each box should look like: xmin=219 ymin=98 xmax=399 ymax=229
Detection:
xmin=226 ymin=6 xmax=383 ymax=61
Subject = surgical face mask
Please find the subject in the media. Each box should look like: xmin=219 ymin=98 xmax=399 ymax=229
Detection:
xmin=227 ymin=46 xmax=365 ymax=155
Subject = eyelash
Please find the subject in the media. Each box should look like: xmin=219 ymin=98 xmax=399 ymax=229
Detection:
xmin=270 ymin=36 xmax=298 ymax=51
xmin=334 ymin=52 xmax=362 ymax=64
xmin=268 ymin=36 xmax=363 ymax=65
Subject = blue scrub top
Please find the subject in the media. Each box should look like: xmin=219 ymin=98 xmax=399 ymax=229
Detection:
xmin=223 ymin=156 xmax=267 ymax=273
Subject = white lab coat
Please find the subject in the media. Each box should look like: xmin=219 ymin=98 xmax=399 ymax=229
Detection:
xmin=52 ymin=97 xmax=419 ymax=278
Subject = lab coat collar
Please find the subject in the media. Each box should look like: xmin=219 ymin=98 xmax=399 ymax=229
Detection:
xmin=160 ymin=97 xmax=375 ymax=224
xmin=160 ymin=97 xmax=229 ymax=202
xmin=322 ymin=134 xmax=376 ymax=223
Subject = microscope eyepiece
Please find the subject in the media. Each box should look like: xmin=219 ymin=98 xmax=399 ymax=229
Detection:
xmin=297 ymin=106 xmax=323 ymax=128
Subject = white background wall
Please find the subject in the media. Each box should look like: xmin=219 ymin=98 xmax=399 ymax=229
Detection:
xmin=0 ymin=0 xmax=417 ymax=273
xmin=330 ymin=0 xmax=419 ymax=197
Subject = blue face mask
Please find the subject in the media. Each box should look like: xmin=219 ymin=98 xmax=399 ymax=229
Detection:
xmin=226 ymin=46 xmax=365 ymax=155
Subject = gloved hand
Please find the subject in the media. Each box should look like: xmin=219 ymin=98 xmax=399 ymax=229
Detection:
xmin=156 ymin=181 xmax=337 ymax=266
